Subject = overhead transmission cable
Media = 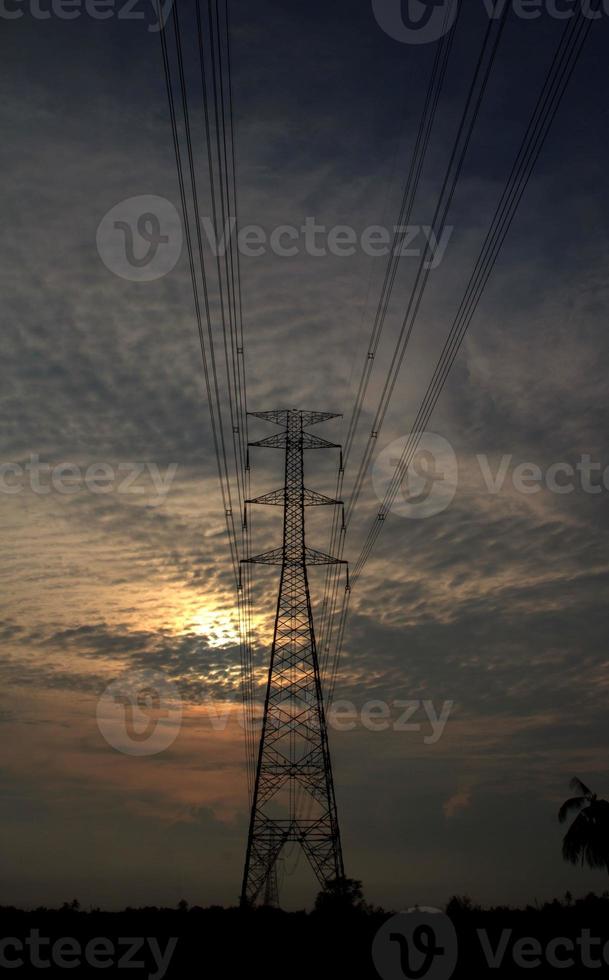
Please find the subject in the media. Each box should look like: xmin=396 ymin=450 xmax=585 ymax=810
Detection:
xmin=352 ymin=2 xmax=598 ymax=583
xmin=344 ymin=2 xmax=511 ymax=531
xmin=320 ymin=0 xmax=509 ymax=686
xmin=195 ymin=0 xmax=256 ymax=796
xmin=318 ymin=0 xmax=461 ymax=675
xmin=328 ymin=2 xmax=600 ymax=704
xmin=157 ymin=0 xmax=256 ymax=796
xmin=155 ymin=0 xmax=240 ymax=587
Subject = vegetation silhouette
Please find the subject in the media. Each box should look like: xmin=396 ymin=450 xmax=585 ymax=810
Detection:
xmin=312 ymin=876 xmax=369 ymax=914
xmin=559 ymin=777 xmax=609 ymax=874
xmin=2 ymin=889 xmax=609 ymax=978
xmin=3 ymin=808 xmax=609 ymax=980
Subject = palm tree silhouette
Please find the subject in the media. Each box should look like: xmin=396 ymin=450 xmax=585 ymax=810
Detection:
xmin=558 ymin=778 xmax=609 ymax=874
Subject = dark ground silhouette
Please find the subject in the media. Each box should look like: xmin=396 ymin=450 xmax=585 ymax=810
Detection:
xmin=2 ymin=891 xmax=609 ymax=978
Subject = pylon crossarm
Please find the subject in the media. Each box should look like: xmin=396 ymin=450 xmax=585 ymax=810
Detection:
xmin=247 ymin=488 xmax=286 ymax=505
xmin=301 ymin=433 xmax=339 ymax=450
xmin=248 ymin=410 xmax=341 ymax=428
xmin=243 ymin=547 xmax=347 ymax=567
xmin=304 ymin=547 xmax=347 ymax=566
xmin=303 ymin=488 xmax=342 ymax=506
xmin=248 ymin=433 xmax=287 ymax=449
xmin=248 ymin=410 xmax=291 ymax=426
xmin=242 ymin=548 xmax=284 ymax=566
xmin=300 ymin=412 xmax=342 ymax=427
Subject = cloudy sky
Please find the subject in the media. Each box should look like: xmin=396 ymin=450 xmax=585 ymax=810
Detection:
xmin=2 ymin=0 xmax=609 ymax=911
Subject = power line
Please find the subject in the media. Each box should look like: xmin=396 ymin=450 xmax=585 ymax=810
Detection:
xmin=325 ymin=2 xmax=598 ymax=705
xmin=320 ymin=1 xmax=510 ymax=694
xmin=318 ymin=0 xmax=461 ymax=676
xmin=316 ymin=6 xmax=602 ymax=712
xmin=195 ymin=0 xmax=257 ymax=793
xmin=155 ymin=0 xmax=240 ymax=589
xmin=345 ymin=1 xmax=510 ymax=533
xmin=351 ymin=1 xmax=597 ymax=586
xmin=156 ymin=0 xmax=256 ymax=794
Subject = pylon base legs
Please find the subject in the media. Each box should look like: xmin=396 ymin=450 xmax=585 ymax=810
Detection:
xmin=242 ymin=815 xmax=343 ymax=906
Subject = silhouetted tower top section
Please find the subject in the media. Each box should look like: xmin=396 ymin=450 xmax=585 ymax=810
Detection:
xmin=248 ymin=409 xmax=341 ymax=428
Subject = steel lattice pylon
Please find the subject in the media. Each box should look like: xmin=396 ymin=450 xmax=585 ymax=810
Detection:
xmin=240 ymin=409 xmax=347 ymax=906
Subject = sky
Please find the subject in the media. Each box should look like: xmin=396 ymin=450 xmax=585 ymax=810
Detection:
xmin=1 ymin=0 xmax=609 ymax=911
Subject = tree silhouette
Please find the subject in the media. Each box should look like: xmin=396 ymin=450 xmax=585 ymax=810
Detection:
xmin=559 ymin=778 xmax=609 ymax=873
xmin=314 ymin=877 xmax=366 ymax=914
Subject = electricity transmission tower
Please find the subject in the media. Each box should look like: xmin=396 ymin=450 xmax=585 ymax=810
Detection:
xmin=240 ymin=409 xmax=348 ymax=907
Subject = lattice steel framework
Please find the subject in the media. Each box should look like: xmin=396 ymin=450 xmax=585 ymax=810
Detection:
xmin=240 ymin=409 xmax=347 ymax=906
